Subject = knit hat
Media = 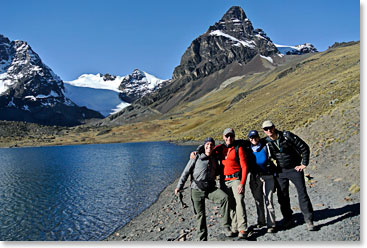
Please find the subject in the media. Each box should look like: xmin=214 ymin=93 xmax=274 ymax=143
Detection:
xmin=203 ymin=137 xmax=215 ymax=146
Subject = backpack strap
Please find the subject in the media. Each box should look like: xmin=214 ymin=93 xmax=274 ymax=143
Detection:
xmin=189 ymin=154 xmax=200 ymax=183
xmin=234 ymin=140 xmax=244 ymax=166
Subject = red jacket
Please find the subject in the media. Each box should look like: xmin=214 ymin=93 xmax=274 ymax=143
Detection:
xmin=214 ymin=144 xmax=248 ymax=185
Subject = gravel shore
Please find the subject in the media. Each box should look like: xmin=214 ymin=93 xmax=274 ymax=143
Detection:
xmin=106 ymin=96 xmax=360 ymax=242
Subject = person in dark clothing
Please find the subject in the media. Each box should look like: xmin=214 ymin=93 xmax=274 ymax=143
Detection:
xmin=262 ymin=120 xmax=315 ymax=231
xmin=175 ymin=137 xmax=231 ymax=241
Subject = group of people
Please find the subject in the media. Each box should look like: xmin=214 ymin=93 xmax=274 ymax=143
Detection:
xmin=175 ymin=120 xmax=315 ymax=241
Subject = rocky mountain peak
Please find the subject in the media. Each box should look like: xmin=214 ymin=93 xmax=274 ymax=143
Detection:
xmin=118 ymin=69 xmax=166 ymax=103
xmin=129 ymin=69 xmax=145 ymax=81
xmin=0 ymin=34 xmax=103 ymax=126
xmin=221 ymin=6 xmax=247 ymax=22
xmin=172 ymin=6 xmax=278 ymax=83
xmin=102 ymin=73 xmax=116 ymax=81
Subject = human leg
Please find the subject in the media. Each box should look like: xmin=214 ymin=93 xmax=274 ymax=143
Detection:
xmin=249 ymin=174 xmax=266 ymax=226
xmin=226 ymin=179 xmax=248 ymax=232
xmin=223 ymin=181 xmax=237 ymax=232
xmin=288 ymin=170 xmax=314 ymax=222
xmin=191 ymin=189 xmax=208 ymax=241
xmin=207 ymin=188 xmax=231 ymax=229
xmin=275 ymin=172 xmax=293 ymax=221
xmin=261 ymin=175 xmax=276 ymax=228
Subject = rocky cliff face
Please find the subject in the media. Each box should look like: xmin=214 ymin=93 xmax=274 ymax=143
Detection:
xmin=118 ymin=69 xmax=167 ymax=102
xmin=0 ymin=34 xmax=103 ymax=126
xmin=104 ymin=6 xmax=281 ymax=125
xmin=172 ymin=6 xmax=279 ymax=83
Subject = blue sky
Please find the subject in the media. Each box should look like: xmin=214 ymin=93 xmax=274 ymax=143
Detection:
xmin=1 ymin=0 xmax=360 ymax=81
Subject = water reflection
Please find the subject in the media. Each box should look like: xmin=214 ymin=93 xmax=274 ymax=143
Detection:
xmin=0 ymin=142 xmax=195 ymax=240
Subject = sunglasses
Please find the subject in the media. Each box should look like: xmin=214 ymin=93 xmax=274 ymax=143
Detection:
xmin=225 ymin=134 xmax=234 ymax=138
xmin=263 ymin=126 xmax=273 ymax=131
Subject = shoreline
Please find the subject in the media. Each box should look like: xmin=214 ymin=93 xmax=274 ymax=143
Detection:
xmin=106 ymin=168 xmax=360 ymax=241
xmin=106 ymin=125 xmax=360 ymax=241
xmin=0 ymin=139 xmax=202 ymax=149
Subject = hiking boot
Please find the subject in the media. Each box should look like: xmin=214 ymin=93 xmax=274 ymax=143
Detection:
xmin=238 ymin=230 xmax=248 ymax=239
xmin=282 ymin=218 xmax=294 ymax=229
xmin=306 ymin=221 xmax=316 ymax=231
xmin=223 ymin=227 xmax=234 ymax=237
xmin=267 ymin=227 xmax=276 ymax=233
xmin=255 ymin=222 xmax=265 ymax=229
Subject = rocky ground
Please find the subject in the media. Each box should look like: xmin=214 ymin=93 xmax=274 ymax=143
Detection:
xmin=106 ymin=96 xmax=360 ymax=242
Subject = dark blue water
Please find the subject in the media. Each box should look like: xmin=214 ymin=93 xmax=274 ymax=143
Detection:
xmin=0 ymin=142 xmax=196 ymax=241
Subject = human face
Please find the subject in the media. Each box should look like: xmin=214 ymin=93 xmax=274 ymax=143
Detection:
xmin=223 ymin=133 xmax=235 ymax=146
xmin=204 ymin=141 xmax=215 ymax=156
xmin=263 ymin=126 xmax=276 ymax=139
xmin=249 ymin=136 xmax=260 ymax=145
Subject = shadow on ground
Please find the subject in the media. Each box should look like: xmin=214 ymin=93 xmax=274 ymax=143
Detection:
xmin=243 ymin=203 xmax=360 ymax=241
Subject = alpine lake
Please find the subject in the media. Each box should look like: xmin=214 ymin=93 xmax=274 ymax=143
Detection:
xmin=0 ymin=141 xmax=196 ymax=241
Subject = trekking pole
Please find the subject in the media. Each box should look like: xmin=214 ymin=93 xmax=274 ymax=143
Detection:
xmin=178 ymin=191 xmax=188 ymax=209
xmin=174 ymin=187 xmax=188 ymax=209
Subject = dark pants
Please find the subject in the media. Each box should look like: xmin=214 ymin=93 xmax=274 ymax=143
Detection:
xmin=275 ymin=168 xmax=313 ymax=222
xmin=191 ymin=188 xmax=230 ymax=241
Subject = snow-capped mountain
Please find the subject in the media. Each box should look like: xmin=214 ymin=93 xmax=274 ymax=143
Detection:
xmin=64 ymin=69 xmax=167 ymax=117
xmin=275 ymin=43 xmax=318 ymax=55
xmin=118 ymin=69 xmax=167 ymax=102
xmin=172 ymin=6 xmax=279 ymax=82
xmin=0 ymin=34 xmax=103 ymax=126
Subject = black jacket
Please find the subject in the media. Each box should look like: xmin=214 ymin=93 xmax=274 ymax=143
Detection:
xmin=265 ymin=130 xmax=310 ymax=169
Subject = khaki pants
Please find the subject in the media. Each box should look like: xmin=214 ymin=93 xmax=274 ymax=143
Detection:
xmin=191 ymin=188 xmax=230 ymax=241
xmin=249 ymin=174 xmax=276 ymax=228
xmin=224 ymin=179 xmax=248 ymax=232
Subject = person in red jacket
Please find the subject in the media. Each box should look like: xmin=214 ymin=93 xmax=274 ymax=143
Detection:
xmin=218 ymin=128 xmax=249 ymax=238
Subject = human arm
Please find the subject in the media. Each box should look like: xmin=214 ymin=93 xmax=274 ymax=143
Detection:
xmin=238 ymin=146 xmax=248 ymax=194
xmin=175 ymin=158 xmax=196 ymax=195
xmin=287 ymin=132 xmax=310 ymax=167
xmin=189 ymin=145 xmax=204 ymax=159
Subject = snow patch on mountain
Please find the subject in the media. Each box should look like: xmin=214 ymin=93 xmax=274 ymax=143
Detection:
xmin=275 ymin=43 xmax=318 ymax=55
xmin=260 ymin=55 xmax=273 ymax=64
xmin=209 ymin=30 xmax=257 ymax=49
xmin=65 ymin=73 xmax=123 ymax=92
xmin=63 ymin=83 xmax=129 ymax=117
xmin=64 ymin=70 xmax=166 ymax=117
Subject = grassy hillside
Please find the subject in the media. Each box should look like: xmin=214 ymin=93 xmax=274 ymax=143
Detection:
xmin=0 ymin=42 xmax=360 ymax=147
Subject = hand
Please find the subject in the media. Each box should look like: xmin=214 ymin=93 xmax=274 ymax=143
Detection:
xmin=295 ymin=164 xmax=307 ymax=172
xmin=175 ymin=188 xmax=180 ymax=195
xmin=237 ymin=184 xmax=244 ymax=194
xmin=190 ymin=151 xmax=197 ymax=159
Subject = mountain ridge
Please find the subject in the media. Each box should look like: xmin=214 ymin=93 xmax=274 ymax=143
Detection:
xmin=0 ymin=34 xmax=104 ymax=126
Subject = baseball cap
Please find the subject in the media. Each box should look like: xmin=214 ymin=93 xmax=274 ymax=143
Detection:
xmin=223 ymin=128 xmax=235 ymax=136
xmin=262 ymin=120 xmax=274 ymax=129
xmin=248 ymin=130 xmax=259 ymax=138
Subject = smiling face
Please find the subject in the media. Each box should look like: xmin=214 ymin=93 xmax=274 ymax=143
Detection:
xmin=249 ymin=136 xmax=260 ymax=145
xmin=223 ymin=133 xmax=235 ymax=146
xmin=263 ymin=126 xmax=276 ymax=140
xmin=204 ymin=141 xmax=215 ymax=156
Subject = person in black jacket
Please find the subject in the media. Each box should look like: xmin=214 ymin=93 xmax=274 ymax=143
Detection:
xmin=262 ymin=120 xmax=315 ymax=231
